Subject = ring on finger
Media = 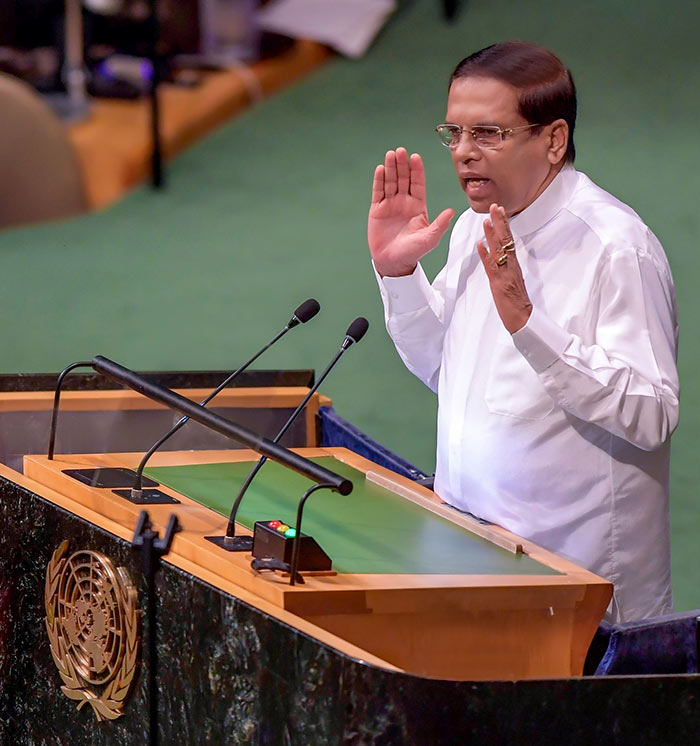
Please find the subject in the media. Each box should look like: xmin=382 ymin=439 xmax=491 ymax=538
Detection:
xmin=500 ymin=238 xmax=515 ymax=252
xmin=496 ymin=254 xmax=508 ymax=267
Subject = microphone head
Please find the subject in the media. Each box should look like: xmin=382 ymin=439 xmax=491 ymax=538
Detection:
xmin=344 ymin=317 xmax=370 ymax=346
xmin=289 ymin=298 xmax=321 ymax=327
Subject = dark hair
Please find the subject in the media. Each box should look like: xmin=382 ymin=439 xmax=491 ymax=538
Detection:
xmin=450 ymin=41 xmax=577 ymax=163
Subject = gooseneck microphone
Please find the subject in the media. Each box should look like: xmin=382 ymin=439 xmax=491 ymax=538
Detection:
xmin=130 ymin=299 xmax=320 ymax=497
xmin=210 ymin=316 xmax=370 ymax=552
xmin=48 ymin=360 xmax=93 ymax=459
xmin=90 ymin=356 xmax=353 ymax=495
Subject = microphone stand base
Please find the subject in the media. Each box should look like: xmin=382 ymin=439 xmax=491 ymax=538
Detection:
xmin=113 ymin=488 xmax=180 ymax=505
xmin=205 ymin=535 xmax=253 ymax=552
xmin=251 ymin=557 xmax=304 ymax=584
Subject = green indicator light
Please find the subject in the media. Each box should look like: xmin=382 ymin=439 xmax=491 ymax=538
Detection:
xmin=284 ymin=528 xmax=297 ymax=538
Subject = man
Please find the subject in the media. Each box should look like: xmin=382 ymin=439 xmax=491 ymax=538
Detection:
xmin=368 ymin=41 xmax=679 ymax=622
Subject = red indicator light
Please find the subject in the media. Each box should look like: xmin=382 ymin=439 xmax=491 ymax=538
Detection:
xmin=268 ymin=520 xmax=281 ymax=529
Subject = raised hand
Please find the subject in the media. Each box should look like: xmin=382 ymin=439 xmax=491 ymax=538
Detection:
xmin=476 ymin=204 xmax=533 ymax=333
xmin=368 ymin=147 xmax=454 ymax=277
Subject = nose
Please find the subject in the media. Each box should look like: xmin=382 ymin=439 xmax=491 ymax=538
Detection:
xmin=452 ymin=131 xmax=481 ymax=161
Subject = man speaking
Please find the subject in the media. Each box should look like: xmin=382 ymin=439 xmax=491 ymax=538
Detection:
xmin=368 ymin=41 xmax=679 ymax=623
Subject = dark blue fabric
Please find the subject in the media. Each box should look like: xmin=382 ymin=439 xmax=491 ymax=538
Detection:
xmin=594 ymin=610 xmax=700 ymax=675
xmin=318 ymin=406 xmax=428 ymax=482
xmin=583 ymin=622 xmax=613 ymax=675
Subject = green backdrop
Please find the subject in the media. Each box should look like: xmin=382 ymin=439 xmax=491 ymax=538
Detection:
xmin=0 ymin=0 xmax=697 ymax=609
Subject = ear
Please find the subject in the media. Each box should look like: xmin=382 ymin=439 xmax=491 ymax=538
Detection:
xmin=546 ymin=119 xmax=569 ymax=165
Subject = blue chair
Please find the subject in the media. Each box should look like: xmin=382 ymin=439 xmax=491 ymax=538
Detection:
xmin=590 ymin=610 xmax=700 ymax=675
xmin=318 ymin=406 xmax=429 ymax=482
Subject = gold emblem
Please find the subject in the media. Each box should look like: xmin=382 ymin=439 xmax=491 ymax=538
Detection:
xmin=45 ymin=540 xmax=140 ymax=721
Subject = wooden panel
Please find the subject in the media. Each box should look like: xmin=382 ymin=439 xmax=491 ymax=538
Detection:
xmin=0 ymin=387 xmax=332 ymax=412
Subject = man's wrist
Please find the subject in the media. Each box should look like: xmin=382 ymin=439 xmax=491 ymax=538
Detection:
xmin=375 ymin=262 xmax=418 ymax=279
xmin=506 ymin=304 xmax=533 ymax=335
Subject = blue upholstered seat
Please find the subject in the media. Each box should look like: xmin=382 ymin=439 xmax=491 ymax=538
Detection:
xmin=318 ymin=406 xmax=428 ymax=482
xmin=592 ymin=610 xmax=700 ymax=676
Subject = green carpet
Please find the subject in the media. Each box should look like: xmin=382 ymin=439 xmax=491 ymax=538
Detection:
xmin=0 ymin=0 xmax=697 ymax=609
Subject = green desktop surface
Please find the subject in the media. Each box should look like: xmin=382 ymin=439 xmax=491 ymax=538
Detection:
xmin=146 ymin=457 xmax=559 ymax=576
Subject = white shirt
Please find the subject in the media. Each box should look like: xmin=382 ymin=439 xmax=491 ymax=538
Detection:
xmin=377 ymin=165 xmax=679 ymax=623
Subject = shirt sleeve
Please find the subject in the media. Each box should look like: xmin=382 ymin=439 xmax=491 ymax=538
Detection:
xmin=375 ymin=262 xmax=448 ymax=393
xmin=512 ymin=244 xmax=679 ymax=451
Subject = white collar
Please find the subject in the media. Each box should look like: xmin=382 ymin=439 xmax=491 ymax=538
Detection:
xmin=509 ymin=164 xmax=578 ymax=238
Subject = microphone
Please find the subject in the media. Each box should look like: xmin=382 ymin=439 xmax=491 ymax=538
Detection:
xmin=288 ymin=298 xmax=321 ymax=327
xmin=90 ymin=355 xmax=353 ymax=495
xmin=207 ymin=316 xmax=369 ymax=552
xmin=129 ymin=299 xmax=320 ymax=499
xmin=341 ymin=316 xmax=370 ymax=348
xmin=48 ymin=360 xmax=93 ymax=460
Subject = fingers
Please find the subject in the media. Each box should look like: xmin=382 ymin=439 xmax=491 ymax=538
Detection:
xmin=371 ymin=165 xmax=385 ymax=205
xmin=429 ymin=208 xmax=455 ymax=242
xmin=384 ymin=150 xmax=398 ymax=197
xmin=373 ymin=148 xmax=425 ymax=202
xmin=482 ymin=216 xmax=500 ymax=258
xmin=479 ymin=211 xmax=517 ymax=276
xmin=480 ymin=203 xmax=517 ymax=262
xmin=405 ymin=207 xmax=454 ymax=257
xmin=408 ymin=153 xmax=426 ymax=200
xmin=487 ymin=204 xmax=514 ymax=249
xmin=385 ymin=147 xmax=412 ymax=197
xmin=476 ymin=238 xmax=495 ymax=272
xmin=396 ymin=147 xmax=410 ymax=194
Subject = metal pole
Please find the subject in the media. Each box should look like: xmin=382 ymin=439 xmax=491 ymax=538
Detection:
xmin=147 ymin=0 xmax=164 ymax=188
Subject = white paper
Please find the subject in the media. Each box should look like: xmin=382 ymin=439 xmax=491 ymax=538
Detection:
xmin=256 ymin=0 xmax=397 ymax=58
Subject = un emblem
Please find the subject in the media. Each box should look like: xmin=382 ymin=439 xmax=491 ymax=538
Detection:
xmin=45 ymin=540 xmax=140 ymax=721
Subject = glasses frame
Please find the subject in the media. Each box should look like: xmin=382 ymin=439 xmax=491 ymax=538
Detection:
xmin=435 ymin=123 xmax=543 ymax=150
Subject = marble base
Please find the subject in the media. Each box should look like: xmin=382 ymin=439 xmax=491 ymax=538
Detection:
xmin=0 ymin=475 xmax=698 ymax=745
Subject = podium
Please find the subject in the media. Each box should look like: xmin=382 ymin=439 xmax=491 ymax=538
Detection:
xmin=0 ymin=371 xmax=697 ymax=745
xmin=23 ymin=445 xmax=611 ymax=682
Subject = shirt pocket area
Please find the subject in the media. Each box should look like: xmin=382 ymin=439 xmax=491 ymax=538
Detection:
xmin=484 ymin=340 xmax=556 ymax=420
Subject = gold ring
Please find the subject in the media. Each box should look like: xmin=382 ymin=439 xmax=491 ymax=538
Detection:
xmin=501 ymin=239 xmax=515 ymax=252
xmin=496 ymin=254 xmax=508 ymax=266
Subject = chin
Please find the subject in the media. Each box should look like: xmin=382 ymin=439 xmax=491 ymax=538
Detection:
xmin=465 ymin=196 xmax=490 ymax=214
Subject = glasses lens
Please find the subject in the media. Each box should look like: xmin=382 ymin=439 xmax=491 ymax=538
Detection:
xmin=472 ymin=126 xmax=502 ymax=148
xmin=436 ymin=125 xmax=460 ymax=148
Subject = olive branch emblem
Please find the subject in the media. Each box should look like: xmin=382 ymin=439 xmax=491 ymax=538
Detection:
xmin=45 ymin=541 xmax=140 ymax=721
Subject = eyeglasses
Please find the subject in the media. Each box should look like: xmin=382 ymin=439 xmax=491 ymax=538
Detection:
xmin=435 ymin=123 xmax=542 ymax=150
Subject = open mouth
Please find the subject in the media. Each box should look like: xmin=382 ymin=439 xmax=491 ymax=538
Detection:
xmin=463 ymin=177 xmax=491 ymax=196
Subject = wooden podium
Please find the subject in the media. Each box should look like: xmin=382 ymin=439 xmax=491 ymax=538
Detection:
xmin=0 ymin=374 xmax=695 ymax=746
xmin=23 ymin=446 xmax=611 ymax=682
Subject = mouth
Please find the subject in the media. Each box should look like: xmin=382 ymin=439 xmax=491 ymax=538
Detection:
xmin=462 ymin=177 xmax=492 ymax=195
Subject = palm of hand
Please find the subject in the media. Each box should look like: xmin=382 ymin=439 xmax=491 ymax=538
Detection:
xmin=368 ymin=148 xmax=453 ymax=277
xmin=368 ymin=193 xmax=433 ymax=272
